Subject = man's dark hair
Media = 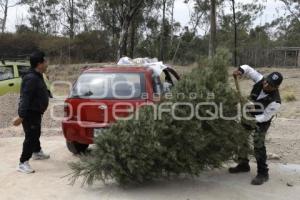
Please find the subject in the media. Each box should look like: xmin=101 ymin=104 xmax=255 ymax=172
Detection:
xmin=30 ymin=51 xmax=46 ymax=68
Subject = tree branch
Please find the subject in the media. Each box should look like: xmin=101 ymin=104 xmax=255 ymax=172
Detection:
xmin=281 ymin=0 xmax=300 ymax=23
xmin=129 ymin=0 xmax=144 ymax=18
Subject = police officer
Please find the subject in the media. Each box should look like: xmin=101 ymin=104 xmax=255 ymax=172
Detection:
xmin=229 ymin=65 xmax=283 ymax=185
xmin=13 ymin=51 xmax=50 ymax=174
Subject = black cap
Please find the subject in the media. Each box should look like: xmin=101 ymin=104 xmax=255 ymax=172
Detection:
xmin=266 ymin=72 xmax=283 ymax=87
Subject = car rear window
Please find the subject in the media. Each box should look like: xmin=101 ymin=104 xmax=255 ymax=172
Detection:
xmin=0 ymin=66 xmax=14 ymax=81
xmin=71 ymin=72 xmax=146 ymax=99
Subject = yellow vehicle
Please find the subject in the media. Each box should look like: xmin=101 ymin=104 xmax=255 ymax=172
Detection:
xmin=0 ymin=60 xmax=51 ymax=96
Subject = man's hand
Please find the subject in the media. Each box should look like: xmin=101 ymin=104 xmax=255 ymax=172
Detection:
xmin=13 ymin=117 xmax=23 ymax=126
xmin=233 ymin=70 xmax=243 ymax=78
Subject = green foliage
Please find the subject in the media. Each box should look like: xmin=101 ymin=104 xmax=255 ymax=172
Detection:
xmin=3 ymin=0 xmax=298 ymax=65
xmin=170 ymin=29 xmax=208 ymax=65
xmin=0 ymin=32 xmax=42 ymax=56
xmin=25 ymin=0 xmax=60 ymax=34
xmin=73 ymin=31 xmax=113 ymax=61
xmin=0 ymin=31 xmax=114 ymax=63
xmin=68 ymin=50 xmax=253 ymax=186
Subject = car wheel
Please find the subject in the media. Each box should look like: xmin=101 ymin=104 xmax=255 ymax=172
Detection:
xmin=66 ymin=141 xmax=89 ymax=155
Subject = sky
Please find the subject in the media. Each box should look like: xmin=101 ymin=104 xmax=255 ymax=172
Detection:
xmin=5 ymin=0 xmax=286 ymax=33
xmin=172 ymin=0 xmax=286 ymax=27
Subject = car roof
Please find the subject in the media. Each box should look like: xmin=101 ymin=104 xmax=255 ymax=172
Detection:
xmin=83 ymin=66 xmax=153 ymax=73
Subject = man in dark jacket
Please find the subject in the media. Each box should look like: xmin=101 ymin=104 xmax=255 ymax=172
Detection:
xmin=229 ymin=65 xmax=283 ymax=185
xmin=13 ymin=51 xmax=50 ymax=174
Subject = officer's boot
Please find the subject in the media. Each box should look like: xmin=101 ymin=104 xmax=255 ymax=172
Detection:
xmin=229 ymin=163 xmax=250 ymax=174
xmin=251 ymin=173 xmax=269 ymax=185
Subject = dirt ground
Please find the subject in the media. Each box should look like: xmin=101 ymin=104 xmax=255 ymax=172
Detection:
xmin=0 ymin=136 xmax=300 ymax=200
xmin=1 ymin=65 xmax=300 ymax=200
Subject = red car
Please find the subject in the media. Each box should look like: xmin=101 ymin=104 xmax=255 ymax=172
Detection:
xmin=62 ymin=65 xmax=180 ymax=154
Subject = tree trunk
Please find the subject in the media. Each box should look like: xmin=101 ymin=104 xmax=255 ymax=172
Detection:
xmin=160 ymin=0 xmax=167 ymax=61
xmin=116 ymin=0 xmax=144 ymax=60
xmin=117 ymin=16 xmax=130 ymax=60
xmin=1 ymin=0 xmax=8 ymax=33
xmin=209 ymin=0 xmax=217 ymax=58
xmin=232 ymin=0 xmax=237 ymax=67
xmin=129 ymin=19 xmax=136 ymax=58
xmin=69 ymin=0 xmax=75 ymax=39
xmin=172 ymin=35 xmax=182 ymax=64
xmin=170 ymin=0 xmax=175 ymax=46
xmin=112 ymin=9 xmax=117 ymax=43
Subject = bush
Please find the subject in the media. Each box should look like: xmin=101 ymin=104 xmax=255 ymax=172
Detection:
xmin=68 ymin=50 xmax=253 ymax=186
xmin=0 ymin=33 xmax=42 ymax=57
xmin=73 ymin=31 xmax=114 ymax=62
xmin=0 ymin=31 xmax=114 ymax=63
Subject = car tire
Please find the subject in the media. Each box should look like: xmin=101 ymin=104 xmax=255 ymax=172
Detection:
xmin=66 ymin=141 xmax=89 ymax=155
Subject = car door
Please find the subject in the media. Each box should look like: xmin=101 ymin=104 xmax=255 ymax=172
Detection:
xmin=0 ymin=65 xmax=19 ymax=96
xmin=17 ymin=65 xmax=30 ymax=78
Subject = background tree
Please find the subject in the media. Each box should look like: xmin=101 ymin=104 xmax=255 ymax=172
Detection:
xmin=160 ymin=0 xmax=167 ymax=61
xmin=158 ymin=0 xmax=176 ymax=62
xmin=0 ymin=0 xmax=21 ymax=33
xmin=272 ymin=0 xmax=300 ymax=46
xmin=189 ymin=0 xmax=210 ymax=35
xmin=60 ymin=0 xmax=78 ymax=39
xmin=0 ymin=0 xmax=299 ymax=66
xmin=23 ymin=0 xmax=60 ymax=35
xmin=94 ymin=0 xmax=157 ymax=60
xmin=116 ymin=0 xmax=156 ymax=59
xmin=231 ymin=0 xmax=237 ymax=67
xmin=76 ymin=0 xmax=95 ymax=32
xmin=94 ymin=0 xmax=120 ymax=54
xmin=168 ymin=0 xmax=175 ymax=46
xmin=280 ymin=0 xmax=300 ymax=23
xmin=209 ymin=0 xmax=217 ymax=58
xmin=216 ymin=2 xmax=265 ymax=66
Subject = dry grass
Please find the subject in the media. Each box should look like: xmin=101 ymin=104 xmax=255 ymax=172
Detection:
xmin=172 ymin=63 xmax=198 ymax=76
xmin=281 ymin=85 xmax=298 ymax=102
xmin=283 ymin=92 xmax=297 ymax=102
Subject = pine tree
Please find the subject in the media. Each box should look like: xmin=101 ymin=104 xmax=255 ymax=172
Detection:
xmin=69 ymin=49 xmax=253 ymax=186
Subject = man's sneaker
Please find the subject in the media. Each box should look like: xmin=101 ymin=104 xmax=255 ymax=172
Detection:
xmin=32 ymin=150 xmax=50 ymax=160
xmin=251 ymin=174 xmax=269 ymax=185
xmin=229 ymin=163 xmax=250 ymax=174
xmin=17 ymin=162 xmax=35 ymax=174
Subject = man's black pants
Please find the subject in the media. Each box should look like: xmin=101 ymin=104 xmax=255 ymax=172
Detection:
xmin=239 ymin=122 xmax=271 ymax=175
xmin=20 ymin=112 xmax=42 ymax=163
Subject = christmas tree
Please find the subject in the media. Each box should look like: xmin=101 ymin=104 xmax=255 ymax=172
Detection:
xmin=69 ymin=49 xmax=253 ymax=185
